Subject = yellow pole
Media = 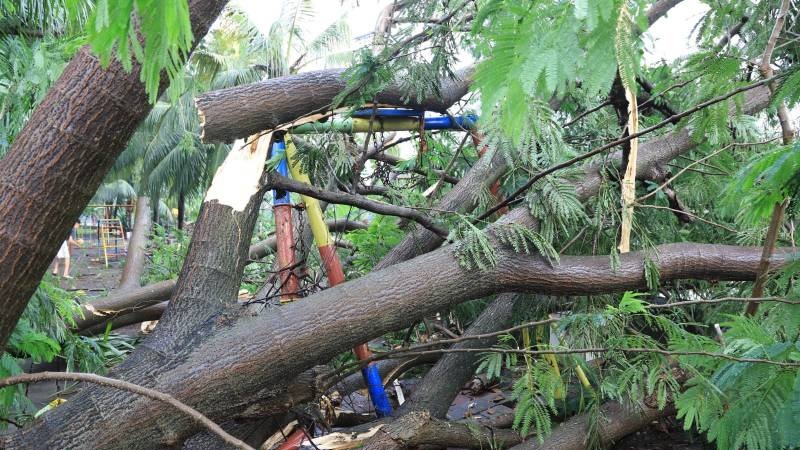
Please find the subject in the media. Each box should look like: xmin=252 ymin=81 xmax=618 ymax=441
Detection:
xmin=284 ymin=137 xmax=333 ymax=248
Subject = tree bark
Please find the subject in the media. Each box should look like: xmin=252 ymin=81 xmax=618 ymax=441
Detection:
xmin=195 ymin=68 xmax=473 ymax=143
xmin=508 ymin=402 xmax=668 ymax=450
xmin=72 ymin=280 xmax=176 ymax=332
xmin=79 ymin=302 xmax=167 ymax=336
xmin=1 ymin=83 xmax=774 ymax=450
xmin=2 ymin=242 xmax=785 ymax=450
xmin=0 ymin=0 xmax=229 ymax=354
xmin=178 ymin=191 xmax=186 ymax=230
xmin=362 ymin=411 xmax=524 ymax=450
xmin=119 ymin=196 xmax=153 ymax=290
xmin=362 ymin=293 xmax=520 ymax=450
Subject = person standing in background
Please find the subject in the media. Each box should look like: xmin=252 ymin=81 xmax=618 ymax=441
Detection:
xmin=52 ymin=223 xmax=81 ymax=279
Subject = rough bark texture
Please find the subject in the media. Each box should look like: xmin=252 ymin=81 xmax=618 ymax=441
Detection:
xmin=508 ymin=402 xmax=668 ymax=450
xmin=364 ymin=411 xmax=524 ymax=450
xmin=362 ymin=293 xmax=520 ymax=450
xmin=0 ymin=0 xmax=229 ymax=353
xmin=196 ymin=68 xmax=473 ymax=143
xmin=119 ymin=196 xmax=153 ymax=290
xmin=3 ymin=242 xmax=784 ymax=450
xmin=0 ymin=83 xmax=773 ymax=450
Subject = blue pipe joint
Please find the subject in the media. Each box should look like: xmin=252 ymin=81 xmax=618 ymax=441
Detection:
xmin=361 ymin=364 xmax=393 ymax=417
xmin=352 ymin=108 xmax=423 ymax=118
xmin=423 ymin=114 xmax=478 ymax=130
xmin=271 ymin=139 xmax=292 ymax=206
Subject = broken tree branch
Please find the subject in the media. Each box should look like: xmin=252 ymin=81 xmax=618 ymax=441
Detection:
xmin=477 ymin=75 xmax=783 ymax=221
xmin=0 ymin=372 xmax=256 ymax=450
xmin=266 ymin=173 xmax=449 ymax=239
xmin=196 ymin=68 xmax=473 ymax=143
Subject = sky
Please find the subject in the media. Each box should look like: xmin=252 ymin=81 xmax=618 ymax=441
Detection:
xmin=234 ymin=0 xmax=711 ymax=68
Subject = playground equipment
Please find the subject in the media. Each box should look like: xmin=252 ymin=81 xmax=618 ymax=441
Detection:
xmin=98 ymin=218 xmax=128 ymax=268
xmin=290 ymin=108 xmax=477 ymax=134
xmin=271 ymin=108 xmax=496 ymax=447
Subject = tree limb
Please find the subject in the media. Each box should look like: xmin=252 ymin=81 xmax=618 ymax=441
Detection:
xmin=266 ymin=173 xmax=449 ymax=239
xmin=0 ymin=372 xmax=256 ymax=450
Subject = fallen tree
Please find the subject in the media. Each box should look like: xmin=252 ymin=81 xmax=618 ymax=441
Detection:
xmin=195 ymin=68 xmax=474 ymax=143
xmin=0 ymin=0 xmax=230 ymax=353
xmin=2 ymin=242 xmax=786 ymax=449
xmin=1 ymin=75 xmax=775 ymax=450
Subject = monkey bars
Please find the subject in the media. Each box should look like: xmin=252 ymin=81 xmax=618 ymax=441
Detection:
xmin=290 ymin=109 xmax=477 ymax=134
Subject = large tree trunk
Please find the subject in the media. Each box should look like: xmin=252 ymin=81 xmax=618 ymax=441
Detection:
xmin=1 ymin=81 xmax=773 ymax=450
xmin=2 ymin=242 xmax=784 ymax=450
xmin=0 ymin=0 xmax=229 ymax=354
xmin=119 ymin=196 xmax=153 ymax=290
xmin=195 ymin=68 xmax=473 ymax=143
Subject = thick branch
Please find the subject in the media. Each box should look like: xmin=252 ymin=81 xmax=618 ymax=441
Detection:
xmin=508 ymin=402 xmax=668 ymax=450
xmin=266 ymin=173 xmax=449 ymax=239
xmin=196 ymin=68 xmax=473 ymax=143
xmin=0 ymin=0 xmax=229 ymax=354
xmin=361 ymin=411 xmax=524 ymax=450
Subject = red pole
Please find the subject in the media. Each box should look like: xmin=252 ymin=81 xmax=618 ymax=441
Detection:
xmin=274 ymin=204 xmax=299 ymax=301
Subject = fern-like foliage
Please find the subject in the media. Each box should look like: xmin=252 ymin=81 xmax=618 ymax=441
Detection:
xmin=724 ymin=142 xmax=800 ymax=225
xmin=86 ymin=0 xmax=193 ymax=103
xmin=472 ymin=0 xmax=647 ymax=142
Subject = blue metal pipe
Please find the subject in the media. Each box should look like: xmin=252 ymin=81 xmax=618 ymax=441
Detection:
xmin=423 ymin=114 xmax=478 ymax=130
xmin=362 ymin=364 xmax=393 ymax=417
xmin=271 ymin=139 xmax=292 ymax=206
xmin=351 ymin=108 xmax=423 ymax=118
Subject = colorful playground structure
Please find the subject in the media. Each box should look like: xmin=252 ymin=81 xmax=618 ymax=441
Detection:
xmin=74 ymin=205 xmax=132 ymax=268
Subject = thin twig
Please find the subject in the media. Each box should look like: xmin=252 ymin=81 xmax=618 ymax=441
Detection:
xmin=0 ymin=372 xmax=256 ymax=450
xmin=475 ymin=74 xmax=783 ymax=222
xmin=563 ymin=100 xmax=612 ymax=127
xmin=635 ymin=204 xmax=739 ymax=232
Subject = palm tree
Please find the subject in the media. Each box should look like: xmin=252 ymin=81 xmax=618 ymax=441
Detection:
xmin=108 ymin=2 xmax=353 ymax=228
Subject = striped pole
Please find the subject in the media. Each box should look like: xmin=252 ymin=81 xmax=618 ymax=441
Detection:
xmin=271 ymin=137 xmax=300 ymax=302
xmin=290 ymin=113 xmax=478 ymax=134
xmin=284 ymin=136 xmax=393 ymax=417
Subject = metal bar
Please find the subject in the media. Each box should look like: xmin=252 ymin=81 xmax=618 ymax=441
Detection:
xmin=290 ymin=114 xmax=478 ymax=134
xmin=284 ymin=136 xmax=393 ymax=417
xmin=271 ymin=138 xmax=299 ymax=302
